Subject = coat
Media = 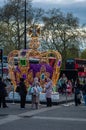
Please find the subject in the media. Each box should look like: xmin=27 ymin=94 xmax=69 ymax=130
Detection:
xmin=0 ymin=81 xmax=7 ymax=97
xmin=19 ymin=81 xmax=27 ymax=96
xmin=45 ymin=80 xmax=53 ymax=98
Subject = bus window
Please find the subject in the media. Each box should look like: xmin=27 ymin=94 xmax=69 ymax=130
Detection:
xmin=65 ymin=59 xmax=75 ymax=69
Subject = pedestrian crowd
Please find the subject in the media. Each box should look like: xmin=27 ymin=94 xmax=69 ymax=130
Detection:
xmin=57 ymin=73 xmax=86 ymax=106
xmin=0 ymin=76 xmax=53 ymax=109
xmin=0 ymin=74 xmax=86 ymax=110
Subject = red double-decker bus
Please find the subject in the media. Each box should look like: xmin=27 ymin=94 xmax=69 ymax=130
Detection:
xmin=65 ymin=58 xmax=86 ymax=83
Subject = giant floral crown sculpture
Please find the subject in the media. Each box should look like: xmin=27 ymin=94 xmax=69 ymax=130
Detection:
xmin=8 ymin=25 xmax=62 ymax=89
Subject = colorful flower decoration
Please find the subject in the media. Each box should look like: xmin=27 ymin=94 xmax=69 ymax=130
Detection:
xmin=8 ymin=25 xmax=62 ymax=89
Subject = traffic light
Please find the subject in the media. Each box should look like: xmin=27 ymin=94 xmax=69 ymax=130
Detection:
xmin=0 ymin=49 xmax=3 ymax=62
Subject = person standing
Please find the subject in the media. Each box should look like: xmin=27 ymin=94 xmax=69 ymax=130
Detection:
xmin=31 ymin=78 xmax=42 ymax=109
xmin=82 ymin=80 xmax=86 ymax=106
xmin=18 ymin=78 xmax=27 ymax=109
xmin=59 ymin=74 xmax=67 ymax=94
xmin=66 ymin=80 xmax=72 ymax=96
xmin=74 ymin=78 xmax=81 ymax=106
xmin=0 ymin=77 xmax=8 ymax=108
xmin=45 ymin=78 xmax=53 ymax=107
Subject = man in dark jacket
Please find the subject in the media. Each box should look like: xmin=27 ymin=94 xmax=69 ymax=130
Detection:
xmin=0 ymin=77 xmax=8 ymax=108
xmin=18 ymin=78 xmax=27 ymax=108
xmin=74 ymin=78 xmax=81 ymax=106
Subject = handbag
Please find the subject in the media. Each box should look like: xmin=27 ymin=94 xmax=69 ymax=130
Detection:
xmin=28 ymin=87 xmax=32 ymax=95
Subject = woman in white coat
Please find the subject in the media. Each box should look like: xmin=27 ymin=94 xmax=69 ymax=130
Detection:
xmin=31 ymin=78 xmax=42 ymax=109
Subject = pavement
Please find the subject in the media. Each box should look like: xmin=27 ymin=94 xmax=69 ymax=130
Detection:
xmin=0 ymin=102 xmax=86 ymax=130
xmin=0 ymin=94 xmax=74 ymax=118
xmin=56 ymin=93 xmax=74 ymax=104
xmin=0 ymin=94 xmax=86 ymax=130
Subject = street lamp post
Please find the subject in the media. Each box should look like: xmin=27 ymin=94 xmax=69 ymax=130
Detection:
xmin=24 ymin=0 xmax=26 ymax=49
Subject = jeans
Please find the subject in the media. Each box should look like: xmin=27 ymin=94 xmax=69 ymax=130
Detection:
xmin=46 ymin=98 xmax=52 ymax=107
xmin=20 ymin=95 xmax=26 ymax=108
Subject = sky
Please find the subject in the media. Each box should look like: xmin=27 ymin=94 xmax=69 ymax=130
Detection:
xmin=32 ymin=0 xmax=86 ymax=25
xmin=33 ymin=0 xmax=86 ymax=4
xmin=0 ymin=0 xmax=86 ymax=25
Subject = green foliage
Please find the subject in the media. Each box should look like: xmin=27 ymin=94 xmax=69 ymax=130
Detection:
xmin=67 ymin=45 xmax=79 ymax=58
xmin=80 ymin=49 xmax=86 ymax=59
xmin=41 ymin=9 xmax=80 ymax=59
xmin=0 ymin=0 xmax=33 ymax=55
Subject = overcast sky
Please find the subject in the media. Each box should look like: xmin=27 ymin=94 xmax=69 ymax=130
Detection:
xmin=0 ymin=0 xmax=86 ymax=25
xmin=33 ymin=0 xmax=86 ymax=4
xmin=33 ymin=0 xmax=86 ymax=25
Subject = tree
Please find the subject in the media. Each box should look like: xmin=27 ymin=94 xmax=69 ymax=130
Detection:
xmin=67 ymin=45 xmax=79 ymax=58
xmin=0 ymin=0 xmax=32 ymax=54
xmin=30 ymin=7 xmax=45 ymax=24
xmin=41 ymin=8 xmax=80 ymax=68
xmin=80 ymin=49 xmax=86 ymax=59
xmin=0 ymin=22 xmax=17 ymax=54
